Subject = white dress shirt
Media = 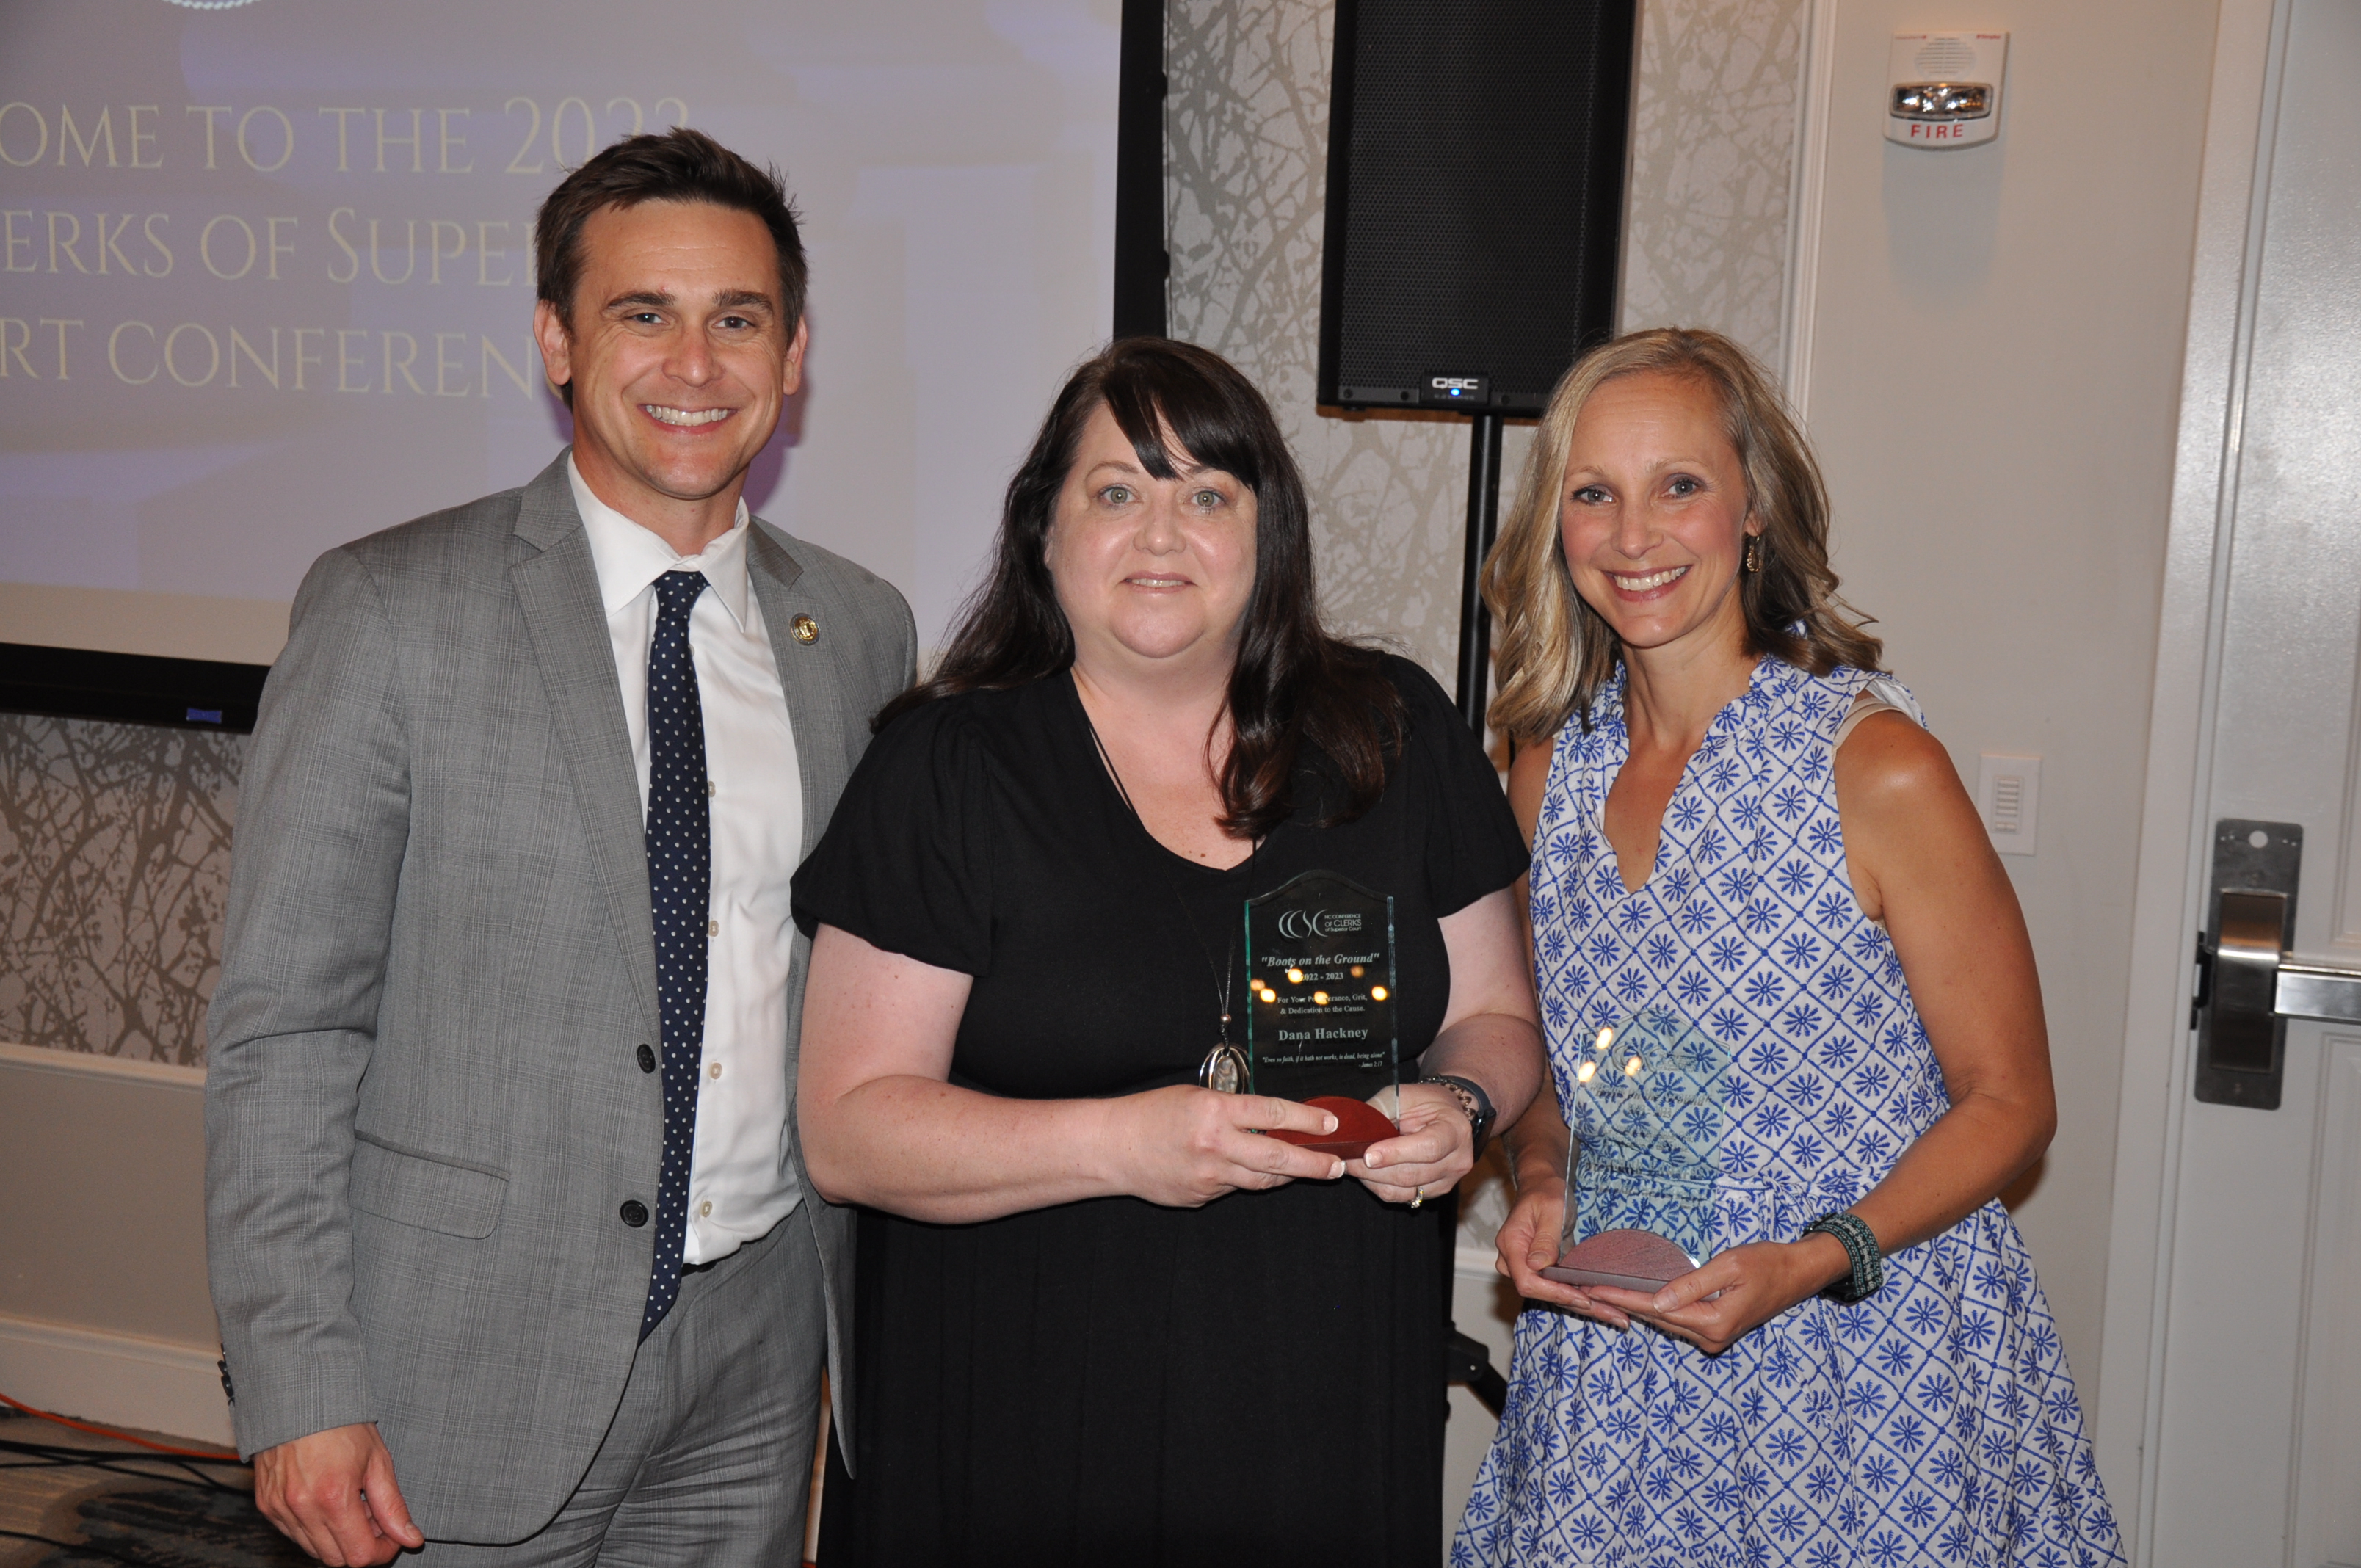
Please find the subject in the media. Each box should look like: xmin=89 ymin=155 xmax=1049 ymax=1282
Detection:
xmin=570 ymin=458 xmax=802 ymax=1265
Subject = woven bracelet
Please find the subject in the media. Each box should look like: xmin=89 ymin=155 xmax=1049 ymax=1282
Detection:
xmin=1804 ymin=1211 xmax=1885 ymax=1304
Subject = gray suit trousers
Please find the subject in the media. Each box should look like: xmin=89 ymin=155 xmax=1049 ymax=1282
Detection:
xmin=418 ymin=1210 xmax=827 ymax=1567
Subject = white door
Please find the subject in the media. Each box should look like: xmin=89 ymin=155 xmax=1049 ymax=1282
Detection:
xmin=2119 ymin=0 xmax=2361 ymax=1561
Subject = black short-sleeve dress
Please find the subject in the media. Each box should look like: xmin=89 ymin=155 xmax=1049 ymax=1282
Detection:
xmin=793 ymin=656 xmax=1526 ymax=1567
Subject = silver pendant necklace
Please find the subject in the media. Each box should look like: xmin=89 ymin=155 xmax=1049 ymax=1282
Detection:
xmin=1079 ymin=693 xmax=1255 ymax=1094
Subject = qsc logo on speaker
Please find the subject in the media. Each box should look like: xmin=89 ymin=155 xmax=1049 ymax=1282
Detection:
xmin=1418 ymin=373 xmax=1490 ymax=409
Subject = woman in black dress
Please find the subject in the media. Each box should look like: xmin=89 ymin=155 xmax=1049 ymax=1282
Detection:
xmin=792 ymin=338 xmax=1543 ymax=1565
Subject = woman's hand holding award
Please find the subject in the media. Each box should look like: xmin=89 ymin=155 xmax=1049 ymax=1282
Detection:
xmin=1233 ymin=870 xmax=1401 ymax=1159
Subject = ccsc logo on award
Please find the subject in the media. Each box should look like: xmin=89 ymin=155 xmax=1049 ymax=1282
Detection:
xmin=1274 ymin=908 xmax=1363 ymax=940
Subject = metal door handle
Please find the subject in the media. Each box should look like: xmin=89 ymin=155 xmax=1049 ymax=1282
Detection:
xmin=2192 ymin=820 xmax=2304 ymax=1108
xmin=2202 ymin=888 xmax=2361 ymax=1034
xmin=2274 ymin=959 xmax=2361 ymax=1024
xmin=2206 ymin=889 xmax=2287 ymax=1074
xmin=2190 ymin=821 xmax=2361 ymax=1106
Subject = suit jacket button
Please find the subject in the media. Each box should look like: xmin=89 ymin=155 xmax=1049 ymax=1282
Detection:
xmin=620 ymin=1199 xmax=649 ymax=1227
xmin=791 ymin=614 xmax=819 ymax=645
xmin=636 ymin=1043 xmax=656 ymax=1073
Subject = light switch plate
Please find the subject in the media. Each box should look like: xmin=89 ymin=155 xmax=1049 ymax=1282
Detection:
xmin=1977 ymin=753 xmax=2041 ymax=855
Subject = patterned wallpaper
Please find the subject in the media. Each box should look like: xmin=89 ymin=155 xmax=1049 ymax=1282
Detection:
xmin=1167 ymin=0 xmax=1506 ymax=684
xmin=1620 ymin=0 xmax=1804 ymax=367
xmin=4 ymin=0 xmax=1806 ymax=1085
xmin=1167 ymin=0 xmax=1801 ymax=686
xmin=0 ymin=714 xmax=242 ymax=1067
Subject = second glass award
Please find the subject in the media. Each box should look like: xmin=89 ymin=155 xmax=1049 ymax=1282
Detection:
xmin=1542 ymin=1003 xmax=1733 ymax=1292
xmin=1243 ymin=870 xmax=1400 ymax=1158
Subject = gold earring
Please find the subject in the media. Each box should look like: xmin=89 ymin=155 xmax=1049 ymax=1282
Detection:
xmin=1744 ymin=536 xmax=1762 ymax=573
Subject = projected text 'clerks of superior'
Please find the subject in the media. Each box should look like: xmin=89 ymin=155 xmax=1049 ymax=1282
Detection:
xmin=3 ymin=211 xmax=537 ymax=287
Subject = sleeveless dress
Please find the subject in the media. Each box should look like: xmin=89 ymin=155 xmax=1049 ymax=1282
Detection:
xmin=1454 ymin=658 xmax=2123 ymax=1568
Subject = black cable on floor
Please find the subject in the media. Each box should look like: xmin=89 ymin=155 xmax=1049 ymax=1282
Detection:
xmin=0 ymin=1435 xmax=248 ymax=1494
xmin=0 ymin=1456 xmax=248 ymax=1498
xmin=0 ymin=1437 xmax=237 ymax=1473
xmin=1 ymin=1445 xmax=243 ymax=1483
xmin=0 ymin=1525 xmax=155 ymax=1566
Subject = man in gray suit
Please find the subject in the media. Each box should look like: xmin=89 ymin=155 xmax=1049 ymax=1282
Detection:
xmin=206 ymin=128 xmax=913 ymax=1565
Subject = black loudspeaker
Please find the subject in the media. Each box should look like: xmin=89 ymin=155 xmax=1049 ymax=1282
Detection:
xmin=1317 ymin=0 xmax=1639 ymax=413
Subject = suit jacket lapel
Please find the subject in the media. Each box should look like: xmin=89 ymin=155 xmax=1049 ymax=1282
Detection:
xmin=509 ymin=454 xmax=662 ymax=1036
xmin=746 ymin=520 xmax=847 ymax=861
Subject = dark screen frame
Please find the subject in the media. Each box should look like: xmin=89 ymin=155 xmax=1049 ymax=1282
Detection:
xmin=0 ymin=642 xmax=269 ymax=734
xmin=10 ymin=6 xmax=1167 ymax=733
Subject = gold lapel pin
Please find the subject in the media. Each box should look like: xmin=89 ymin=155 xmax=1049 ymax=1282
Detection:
xmin=790 ymin=614 xmax=819 ymax=645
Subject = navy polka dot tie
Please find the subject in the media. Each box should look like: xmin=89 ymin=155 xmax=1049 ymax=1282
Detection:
xmin=640 ymin=569 xmax=711 ymax=1340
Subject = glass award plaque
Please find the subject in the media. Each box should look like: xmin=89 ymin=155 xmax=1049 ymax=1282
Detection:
xmin=1244 ymin=870 xmax=1401 ymax=1159
xmin=1541 ymin=1003 xmax=1733 ymax=1293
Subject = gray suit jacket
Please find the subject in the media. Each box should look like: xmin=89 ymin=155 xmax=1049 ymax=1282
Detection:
xmin=205 ymin=454 xmax=913 ymax=1541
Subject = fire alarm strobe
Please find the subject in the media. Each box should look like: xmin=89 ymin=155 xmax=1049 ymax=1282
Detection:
xmin=1887 ymin=32 xmax=2007 ymax=148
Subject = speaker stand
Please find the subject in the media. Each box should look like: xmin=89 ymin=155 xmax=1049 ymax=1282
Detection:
xmin=1454 ymin=412 xmax=1506 ymax=733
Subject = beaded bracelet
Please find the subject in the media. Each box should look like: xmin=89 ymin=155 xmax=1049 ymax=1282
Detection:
xmin=1803 ymin=1211 xmax=1885 ymax=1304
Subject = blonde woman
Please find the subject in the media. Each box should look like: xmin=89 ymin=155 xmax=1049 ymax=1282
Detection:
xmin=1455 ymin=329 xmax=2121 ymax=1565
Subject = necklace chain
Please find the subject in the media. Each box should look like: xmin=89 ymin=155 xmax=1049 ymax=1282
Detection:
xmin=1078 ymin=696 xmax=1255 ymax=1043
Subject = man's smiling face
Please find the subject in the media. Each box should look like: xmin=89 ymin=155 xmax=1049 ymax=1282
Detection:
xmin=533 ymin=199 xmax=805 ymax=534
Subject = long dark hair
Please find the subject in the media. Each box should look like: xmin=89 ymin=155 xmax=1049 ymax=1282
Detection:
xmin=879 ymin=338 xmax=1403 ymax=838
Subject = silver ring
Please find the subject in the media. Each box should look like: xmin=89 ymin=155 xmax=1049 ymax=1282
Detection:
xmin=1410 ymin=1186 xmax=1424 ymax=1210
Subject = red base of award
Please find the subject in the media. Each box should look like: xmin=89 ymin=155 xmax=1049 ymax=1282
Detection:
xmin=1540 ymin=1228 xmax=1697 ymax=1292
xmin=1265 ymin=1095 xmax=1398 ymax=1161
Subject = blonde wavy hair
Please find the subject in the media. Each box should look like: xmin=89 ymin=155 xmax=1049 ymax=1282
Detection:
xmin=1483 ymin=327 xmax=1882 ymax=743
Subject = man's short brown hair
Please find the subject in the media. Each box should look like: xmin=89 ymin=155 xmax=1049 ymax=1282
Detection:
xmin=534 ymin=127 xmax=808 ymax=391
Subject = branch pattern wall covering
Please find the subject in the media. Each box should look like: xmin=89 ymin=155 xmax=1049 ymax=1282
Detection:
xmin=1620 ymin=0 xmax=1804 ymax=366
xmin=1167 ymin=0 xmax=1504 ymax=683
xmin=0 ymin=715 xmax=241 ymax=1067
xmin=1166 ymin=0 xmax=1800 ymax=685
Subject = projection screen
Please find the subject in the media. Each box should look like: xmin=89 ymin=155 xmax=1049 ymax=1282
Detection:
xmin=0 ymin=0 xmax=1120 ymax=664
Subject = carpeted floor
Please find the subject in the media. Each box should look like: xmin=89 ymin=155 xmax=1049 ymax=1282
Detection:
xmin=0 ymin=1409 xmax=305 ymax=1567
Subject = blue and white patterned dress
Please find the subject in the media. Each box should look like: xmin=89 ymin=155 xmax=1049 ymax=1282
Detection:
xmin=1455 ymin=658 xmax=2122 ymax=1568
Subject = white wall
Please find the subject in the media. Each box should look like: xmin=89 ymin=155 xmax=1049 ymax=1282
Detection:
xmin=1794 ymin=0 xmax=2220 ymax=1401
xmin=0 ymin=1045 xmax=228 ymax=1444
